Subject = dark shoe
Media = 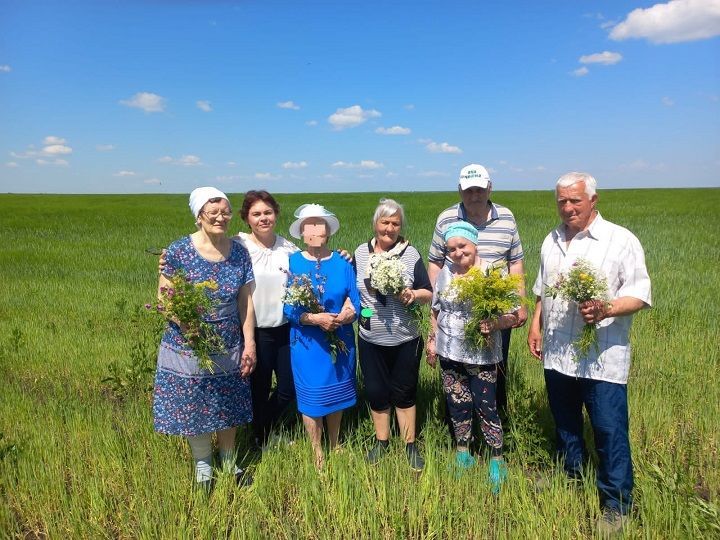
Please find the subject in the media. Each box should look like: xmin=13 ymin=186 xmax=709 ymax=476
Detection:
xmin=366 ymin=439 xmax=389 ymax=464
xmin=597 ymin=507 xmax=628 ymax=536
xmin=406 ymin=443 xmax=424 ymax=472
xmin=235 ymin=468 xmax=253 ymax=488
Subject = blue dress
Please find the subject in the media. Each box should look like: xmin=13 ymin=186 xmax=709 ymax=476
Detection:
xmin=153 ymin=236 xmax=254 ymax=436
xmin=283 ymin=251 xmax=361 ymax=417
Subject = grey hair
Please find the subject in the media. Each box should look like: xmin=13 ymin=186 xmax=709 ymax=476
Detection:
xmin=372 ymin=198 xmax=405 ymax=229
xmin=556 ymin=172 xmax=597 ymax=197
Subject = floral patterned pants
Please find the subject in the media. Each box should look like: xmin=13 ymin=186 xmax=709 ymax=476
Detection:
xmin=439 ymin=358 xmax=503 ymax=456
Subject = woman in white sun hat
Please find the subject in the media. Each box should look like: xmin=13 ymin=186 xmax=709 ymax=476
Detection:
xmin=282 ymin=203 xmax=361 ymax=469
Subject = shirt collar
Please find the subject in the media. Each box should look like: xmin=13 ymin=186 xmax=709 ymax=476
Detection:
xmin=553 ymin=211 xmax=606 ymax=243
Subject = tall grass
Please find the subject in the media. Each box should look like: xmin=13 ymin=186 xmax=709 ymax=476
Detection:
xmin=0 ymin=189 xmax=718 ymax=538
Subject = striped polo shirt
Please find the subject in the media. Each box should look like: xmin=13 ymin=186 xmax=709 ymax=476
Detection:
xmin=428 ymin=201 xmax=524 ymax=267
xmin=354 ymin=240 xmax=432 ymax=346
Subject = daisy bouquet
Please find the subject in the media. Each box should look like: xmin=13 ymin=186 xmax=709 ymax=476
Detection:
xmin=282 ymin=271 xmax=348 ymax=363
xmin=545 ymin=258 xmax=609 ymax=357
xmin=451 ymin=264 xmax=524 ymax=351
xmin=368 ymin=253 xmax=429 ymax=336
xmin=146 ymin=270 xmax=226 ymax=371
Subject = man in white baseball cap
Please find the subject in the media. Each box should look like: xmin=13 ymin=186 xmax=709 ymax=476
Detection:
xmin=427 ymin=163 xmax=527 ymax=418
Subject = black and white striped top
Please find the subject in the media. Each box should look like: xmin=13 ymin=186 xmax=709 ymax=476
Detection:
xmin=354 ymin=239 xmax=432 ymax=346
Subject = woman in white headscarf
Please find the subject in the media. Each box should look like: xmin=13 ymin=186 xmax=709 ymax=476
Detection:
xmin=153 ymin=187 xmax=257 ymax=491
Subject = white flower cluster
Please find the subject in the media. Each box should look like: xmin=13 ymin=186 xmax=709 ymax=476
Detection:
xmin=368 ymin=254 xmax=407 ymax=295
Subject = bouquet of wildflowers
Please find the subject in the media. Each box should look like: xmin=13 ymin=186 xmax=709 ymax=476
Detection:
xmin=146 ymin=270 xmax=226 ymax=371
xmin=545 ymin=258 xmax=609 ymax=358
xmin=368 ymin=253 xmax=429 ymax=336
xmin=452 ymin=264 xmax=524 ymax=351
xmin=368 ymin=253 xmax=407 ymax=295
xmin=282 ymin=271 xmax=348 ymax=363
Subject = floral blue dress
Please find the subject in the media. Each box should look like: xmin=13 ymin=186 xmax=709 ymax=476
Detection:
xmin=153 ymin=235 xmax=254 ymax=436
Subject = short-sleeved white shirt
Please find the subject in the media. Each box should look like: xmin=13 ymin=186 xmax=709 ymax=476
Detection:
xmin=234 ymin=232 xmax=298 ymax=328
xmin=532 ymin=213 xmax=652 ymax=384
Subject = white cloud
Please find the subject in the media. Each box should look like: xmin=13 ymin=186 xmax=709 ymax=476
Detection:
xmin=418 ymin=170 xmax=449 ymax=178
xmin=579 ymin=51 xmax=623 ymax=65
xmin=5 ymin=162 xmax=18 ymax=167
xmin=43 ymin=144 xmax=72 ymax=155
xmin=277 ymin=100 xmax=300 ymax=110
xmin=662 ymin=96 xmax=675 ymax=106
xmin=331 ymin=160 xmax=384 ymax=169
xmin=255 ymin=172 xmax=281 ymax=180
xmin=572 ymin=66 xmax=590 ymax=77
xmin=120 ymin=92 xmax=167 ymax=113
xmin=282 ymin=161 xmax=308 ymax=169
xmin=196 ymin=100 xmax=212 ymax=112
xmin=425 ymin=141 xmax=463 ymax=154
xmin=328 ymin=105 xmax=381 ymax=130
xmin=177 ymin=155 xmax=201 ymax=167
xmin=144 ymin=178 xmax=162 ymax=185
xmin=36 ymin=158 xmax=68 ymax=166
xmin=375 ymin=125 xmax=411 ymax=135
xmin=215 ymin=175 xmax=243 ymax=182
xmin=227 ymin=161 xmax=237 ymax=167
xmin=0 ymin=65 xmax=10 ymax=73
xmin=158 ymin=154 xmax=202 ymax=166
xmin=403 ymin=104 xmax=415 ymax=110
xmin=113 ymin=170 xmax=137 ymax=177
xmin=305 ymin=120 xmax=318 ymax=126
xmin=619 ymin=159 xmax=667 ymax=171
xmin=44 ymin=136 xmax=66 ymax=145
xmin=96 ymin=144 xmax=115 ymax=152
xmin=386 ymin=172 xmax=399 ymax=178
xmin=610 ymin=0 xmax=720 ymax=43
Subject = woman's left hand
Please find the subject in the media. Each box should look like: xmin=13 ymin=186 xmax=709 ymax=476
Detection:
xmin=398 ymin=287 xmax=416 ymax=306
xmin=479 ymin=319 xmax=497 ymax=335
xmin=240 ymin=342 xmax=257 ymax=377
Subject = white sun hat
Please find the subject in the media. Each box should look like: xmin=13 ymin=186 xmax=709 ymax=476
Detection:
xmin=458 ymin=164 xmax=491 ymax=190
xmin=289 ymin=203 xmax=340 ymax=239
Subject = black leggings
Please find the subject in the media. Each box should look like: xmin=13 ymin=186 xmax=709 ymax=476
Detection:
xmin=358 ymin=336 xmax=422 ymax=411
xmin=250 ymin=324 xmax=295 ymax=443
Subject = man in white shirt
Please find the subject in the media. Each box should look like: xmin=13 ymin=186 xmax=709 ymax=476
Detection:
xmin=528 ymin=172 xmax=651 ymax=535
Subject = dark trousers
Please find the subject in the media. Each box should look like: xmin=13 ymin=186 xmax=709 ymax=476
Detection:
xmin=544 ymin=369 xmax=633 ymax=514
xmin=250 ymin=324 xmax=295 ymax=444
xmin=495 ymin=327 xmax=512 ymax=413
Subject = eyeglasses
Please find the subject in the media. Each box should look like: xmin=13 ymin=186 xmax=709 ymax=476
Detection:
xmin=202 ymin=210 xmax=233 ymax=220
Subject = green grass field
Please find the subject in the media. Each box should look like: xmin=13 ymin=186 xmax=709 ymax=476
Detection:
xmin=1 ymin=188 xmax=718 ymax=539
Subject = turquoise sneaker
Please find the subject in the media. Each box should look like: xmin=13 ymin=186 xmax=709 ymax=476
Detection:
xmin=489 ymin=457 xmax=508 ymax=495
xmin=455 ymin=450 xmax=476 ymax=470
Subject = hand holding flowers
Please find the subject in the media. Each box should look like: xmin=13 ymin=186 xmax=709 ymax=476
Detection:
xmin=146 ymin=270 xmax=226 ymax=371
xmin=283 ymin=271 xmax=348 ymax=362
xmin=545 ymin=258 xmax=610 ymax=358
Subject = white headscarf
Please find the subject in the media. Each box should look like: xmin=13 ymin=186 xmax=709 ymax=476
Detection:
xmin=189 ymin=187 xmax=230 ymax=218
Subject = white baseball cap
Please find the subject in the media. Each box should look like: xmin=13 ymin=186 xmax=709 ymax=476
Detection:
xmin=289 ymin=203 xmax=340 ymax=239
xmin=458 ymin=164 xmax=491 ymax=190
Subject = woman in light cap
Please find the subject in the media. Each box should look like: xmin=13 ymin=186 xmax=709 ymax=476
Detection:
xmin=426 ymin=221 xmax=517 ymax=492
xmin=282 ymin=203 xmax=360 ymax=469
xmin=153 ymin=187 xmax=256 ymax=491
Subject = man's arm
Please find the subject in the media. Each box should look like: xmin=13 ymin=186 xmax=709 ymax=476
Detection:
xmin=527 ymin=296 xmax=543 ymax=359
xmin=508 ymin=259 xmax=528 ymax=327
xmin=579 ymin=296 xmax=648 ymax=325
xmin=428 ymin=260 xmax=443 ymax=289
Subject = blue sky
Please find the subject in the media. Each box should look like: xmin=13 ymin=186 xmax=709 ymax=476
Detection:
xmin=1 ymin=0 xmax=718 ymax=194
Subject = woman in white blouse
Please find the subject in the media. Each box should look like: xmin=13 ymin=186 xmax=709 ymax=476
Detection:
xmin=235 ymin=190 xmax=299 ymax=446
